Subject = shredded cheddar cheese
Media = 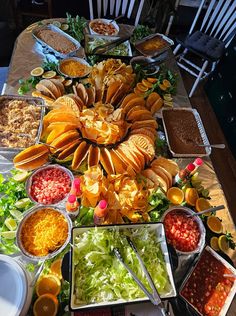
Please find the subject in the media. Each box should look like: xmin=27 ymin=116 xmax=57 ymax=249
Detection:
xmin=20 ymin=208 xmax=68 ymax=257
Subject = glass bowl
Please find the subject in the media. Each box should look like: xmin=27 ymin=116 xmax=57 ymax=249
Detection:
xmin=26 ymin=164 xmax=74 ymax=206
xmin=161 ymin=206 xmax=206 ymax=255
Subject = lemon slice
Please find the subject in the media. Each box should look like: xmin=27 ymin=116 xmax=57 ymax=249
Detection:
xmin=218 ymin=235 xmax=229 ymax=253
xmin=1 ymin=231 xmax=16 ymax=239
xmin=52 ymin=21 xmax=61 ymax=28
xmin=9 ymin=209 xmax=23 ymax=221
xmin=15 ymin=198 xmax=31 ymax=209
xmin=207 ymin=216 xmax=223 ymax=234
xmin=64 ymin=79 xmax=72 ymax=87
xmin=210 ymin=236 xmax=220 ymax=251
xmin=61 ymin=23 xmax=69 ymax=31
xmin=42 ymin=71 xmax=57 ymax=79
xmin=4 ymin=218 xmax=17 ymax=231
xmin=30 ymin=67 xmax=44 ymax=77
xmin=12 ymin=170 xmax=29 ymax=182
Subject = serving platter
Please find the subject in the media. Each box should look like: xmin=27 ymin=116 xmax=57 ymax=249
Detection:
xmin=70 ymin=223 xmax=177 ymax=311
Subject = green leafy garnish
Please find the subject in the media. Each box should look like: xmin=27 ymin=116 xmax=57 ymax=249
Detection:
xmin=74 ymin=206 xmax=94 ymax=226
xmin=148 ymin=188 xmax=170 ymax=221
xmin=41 ymin=58 xmax=58 ymax=72
xmin=18 ymin=76 xmax=40 ymax=95
xmin=225 ymin=232 xmax=236 ymax=250
xmin=66 ymin=13 xmax=87 ymax=42
xmin=130 ymin=24 xmax=152 ymax=44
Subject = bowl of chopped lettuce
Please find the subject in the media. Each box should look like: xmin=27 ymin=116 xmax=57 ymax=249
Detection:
xmin=69 ymin=223 xmax=176 ymax=310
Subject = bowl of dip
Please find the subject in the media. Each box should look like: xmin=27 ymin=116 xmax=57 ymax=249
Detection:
xmin=58 ymin=57 xmax=91 ymax=78
xmin=89 ymin=18 xmax=119 ymax=36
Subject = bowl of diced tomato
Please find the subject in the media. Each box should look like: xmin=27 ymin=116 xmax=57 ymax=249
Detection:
xmin=162 ymin=206 xmax=205 ymax=255
xmin=26 ymin=164 xmax=73 ymax=206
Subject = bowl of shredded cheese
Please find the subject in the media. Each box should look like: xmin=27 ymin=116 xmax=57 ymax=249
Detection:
xmin=58 ymin=57 xmax=91 ymax=78
xmin=16 ymin=206 xmax=72 ymax=260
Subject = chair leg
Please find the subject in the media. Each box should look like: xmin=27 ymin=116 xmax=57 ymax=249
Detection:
xmin=189 ymin=60 xmax=208 ymax=98
xmin=173 ymin=43 xmax=181 ymax=55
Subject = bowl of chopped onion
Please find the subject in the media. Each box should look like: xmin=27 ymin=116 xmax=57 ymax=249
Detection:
xmin=16 ymin=205 xmax=72 ymax=260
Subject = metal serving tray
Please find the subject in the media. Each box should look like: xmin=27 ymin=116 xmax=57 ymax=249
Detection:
xmin=162 ymin=107 xmax=211 ymax=157
xmin=32 ymin=24 xmax=81 ymax=59
xmin=69 ymin=223 xmax=177 ymax=311
xmin=85 ymin=34 xmax=133 ymax=57
xmin=0 ymin=95 xmax=45 ymax=161
xmin=179 ymin=246 xmax=236 ymax=316
xmin=135 ymin=33 xmax=174 ymax=58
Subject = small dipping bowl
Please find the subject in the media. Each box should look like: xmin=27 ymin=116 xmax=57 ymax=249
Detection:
xmin=58 ymin=57 xmax=91 ymax=79
xmin=162 ymin=206 xmax=206 ymax=255
xmin=26 ymin=164 xmax=74 ymax=206
xmin=89 ymin=18 xmax=119 ymax=36
xmin=130 ymin=56 xmax=160 ymax=76
xmin=16 ymin=205 xmax=72 ymax=261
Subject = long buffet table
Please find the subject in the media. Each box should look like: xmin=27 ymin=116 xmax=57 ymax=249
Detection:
xmin=1 ymin=19 xmax=236 ymax=316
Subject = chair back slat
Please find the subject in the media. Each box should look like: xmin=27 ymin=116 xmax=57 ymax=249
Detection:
xmin=189 ymin=0 xmax=206 ymax=34
xmin=97 ymin=0 xmax=102 ymax=17
xmin=122 ymin=0 xmax=129 ymax=15
xmin=222 ymin=24 xmax=236 ymax=47
xmin=200 ymin=0 xmax=216 ymax=32
xmin=110 ymin=0 xmax=115 ymax=15
xmin=127 ymin=0 xmax=136 ymax=18
xmin=215 ymin=2 xmax=236 ymax=38
xmin=89 ymin=0 xmax=94 ymax=19
xmin=115 ymin=0 xmax=122 ymax=16
xmin=210 ymin=0 xmax=232 ymax=36
xmin=134 ymin=0 xmax=144 ymax=26
xmin=103 ymin=0 xmax=108 ymax=16
xmin=219 ymin=11 xmax=236 ymax=40
xmin=203 ymin=0 xmax=224 ymax=33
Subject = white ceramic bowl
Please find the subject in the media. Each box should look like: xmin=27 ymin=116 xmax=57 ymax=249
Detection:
xmin=89 ymin=18 xmax=119 ymax=36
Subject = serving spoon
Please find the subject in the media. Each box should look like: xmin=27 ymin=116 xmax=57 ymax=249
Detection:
xmin=197 ymin=143 xmax=226 ymax=149
xmin=187 ymin=205 xmax=225 ymax=217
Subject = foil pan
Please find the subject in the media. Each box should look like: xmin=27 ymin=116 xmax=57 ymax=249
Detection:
xmin=0 ymin=95 xmax=45 ymax=161
xmin=32 ymin=24 xmax=81 ymax=59
xmin=135 ymin=33 xmax=174 ymax=58
xmin=161 ymin=107 xmax=211 ymax=157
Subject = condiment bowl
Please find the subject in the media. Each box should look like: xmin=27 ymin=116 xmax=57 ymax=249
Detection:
xmin=162 ymin=206 xmax=206 ymax=255
xmin=58 ymin=57 xmax=91 ymax=79
xmin=16 ymin=205 xmax=72 ymax=261
xmin=89 ymin=18 xmax=119 ymax=36
xmin=26 ymin=164 xmax=74 ymax=206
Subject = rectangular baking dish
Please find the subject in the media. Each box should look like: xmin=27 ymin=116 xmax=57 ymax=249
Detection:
xmin=69 ymin=223 xmax=177 ymax=311
xmin=0 ymin=95 xmax=45 ymax=161
xmin=32 ymin=24 xmax=81 ymax=58
xmin=162 ymin=107 xmax=211 ymax=157
xmin=179 ymin=246 xmax=236 ymax=316
xmin=135 ymin=33 xmax=174 ymax=58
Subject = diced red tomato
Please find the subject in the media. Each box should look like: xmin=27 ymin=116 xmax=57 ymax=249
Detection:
xmin=30 ymin=167 xmax=71 ymax=204
xmin=163 ymin=209 xmax=200 ymax=252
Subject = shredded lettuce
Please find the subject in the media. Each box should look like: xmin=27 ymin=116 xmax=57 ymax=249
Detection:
xmin=73 ymin=227 xmax=171 ymax=304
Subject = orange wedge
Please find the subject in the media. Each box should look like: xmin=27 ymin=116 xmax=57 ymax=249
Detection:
xmin=50 ymin=258 xmax=63 ymax=280
xmin=35 ymin=274 xmax=61 ymax=297
xmin=195 ymin=197 xmax=211 ymax=215
xmin=33 ymin=294 xmax=58 ymax=316
xmin=167 ymin=187 xmax=184 ymax=205
xmin=185 ymin=188 xmax=199 ymax=206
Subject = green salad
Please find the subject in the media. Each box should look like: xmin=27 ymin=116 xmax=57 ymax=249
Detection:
xmin=87 ymin=37 xmax=130 ymax=56
xmin=73 ymin=227 xmax=171 ymax=305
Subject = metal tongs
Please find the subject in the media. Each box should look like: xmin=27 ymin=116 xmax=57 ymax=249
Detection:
xmin=91 ymin=35 xmax=131 ymax=55
xmin=114 ymin=236 xmax=170 ymax=316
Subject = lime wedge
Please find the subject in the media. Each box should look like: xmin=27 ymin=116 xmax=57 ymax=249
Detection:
xmin=13 ymin=170 xmax=29 ymax=182
xmin=4 ymin=218 xmax=17 ymax=231
xmin=1 ymin=231 xmax=16 ymax=239
xmin=15 ymin=198 xmax=31 ymax=209
xmin=9 ymin=209 xmax=23 ymax=221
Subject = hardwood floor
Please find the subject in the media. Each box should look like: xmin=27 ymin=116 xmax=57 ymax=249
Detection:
xmin=181 ymin=71 xmax=236 ymax=224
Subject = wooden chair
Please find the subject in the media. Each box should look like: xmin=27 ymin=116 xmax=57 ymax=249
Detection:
xmin=173 ymin=0 xmax=236 ymax=97
xmin=88 ymin=0 xmax=145 ymax=26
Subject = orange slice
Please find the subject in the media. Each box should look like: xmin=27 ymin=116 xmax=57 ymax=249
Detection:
xmin=33 ymin=293 xmax=58 ymax=316
xmin=31 ymin=67 xmax=44 ymax=77
xmin=195 ymin=197 xmax=211 ymax=215
xmin=207 ymin=216 xmax=223 ymax=234
xmin=185 ymin=188 xmax=199 ymax=206
xmin=50 ymin=259 xmax=63 ymax=280
xmin=167 ymin=187 xmax=184 ymax=205
xmin=210 ymin=236 xmax=220 ymax=251
xmin=35 ymin=274 xmax=61 ymax=297
xmin=218 ymin=235 xmax=229 ymax=252
xmin=42 ymin=71 xmax=57 ymax=79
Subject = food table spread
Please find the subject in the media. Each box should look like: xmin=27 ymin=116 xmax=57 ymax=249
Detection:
xmin=0 ymin=17 xmax=236 ymax=316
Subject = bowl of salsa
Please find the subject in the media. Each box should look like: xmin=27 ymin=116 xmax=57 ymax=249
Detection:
xmin=162 ymin=206 xmax=205 ymax=255
xmin=89 ymin=18 xmax=119 ymax=36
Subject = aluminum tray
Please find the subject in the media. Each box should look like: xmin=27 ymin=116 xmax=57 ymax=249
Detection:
xmin=161 ymin=107 xmax=211 ymax=157
xmin=0 ymin=95 xmax=45 ymax=161
xmin=70 ymin=223 xmax=177 ymax=311
xmin=32 ymin=24 xmax=81 ymax=59
xmin=179 ymin=246 xmax=236 ymax=316
xmin=135 ymin=33 xmax=174 ymax=58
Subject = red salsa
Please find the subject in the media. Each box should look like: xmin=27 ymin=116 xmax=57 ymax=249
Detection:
xmin=163 ymin=209 xmax=200 ymax=252
xmin=180 ymin=249 xmax=234 ymax=316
